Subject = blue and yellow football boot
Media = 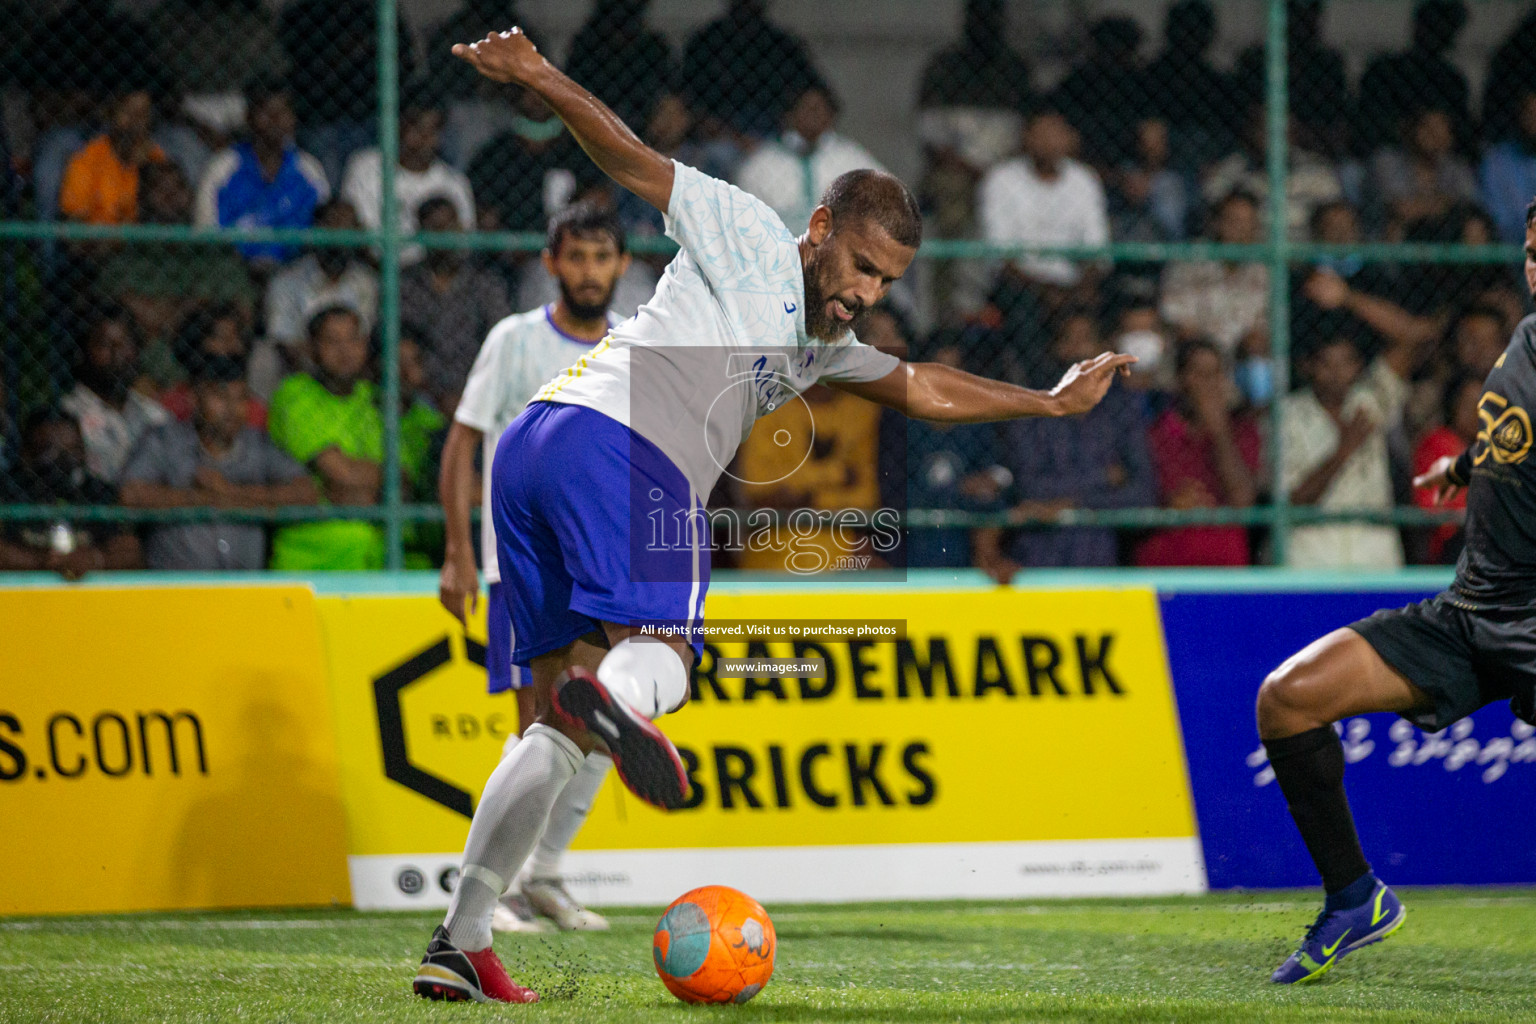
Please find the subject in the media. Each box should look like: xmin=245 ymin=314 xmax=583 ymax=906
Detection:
xmin=1272 ymin=879 xmax=1406 ymax=984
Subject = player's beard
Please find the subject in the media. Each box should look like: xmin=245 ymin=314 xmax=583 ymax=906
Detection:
xmin=804 ymin=282 xmax=866 ymax=342
xmin=559 ymin=277 xmax=617 ymax=322
xmin=802 ymin=269 xmax=865 ymax=341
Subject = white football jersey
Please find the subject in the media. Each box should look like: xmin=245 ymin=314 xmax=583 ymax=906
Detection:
xmin=533 ymin=161 xmax=899 ymax=501
xmin=455 ymin=304 xmax=616 ymax=582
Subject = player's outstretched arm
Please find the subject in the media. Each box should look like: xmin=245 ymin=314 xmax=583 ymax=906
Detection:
xmin=834 ymin=352 xmax=1135 ymax=422
xmin=452 ymin=28 xmax=674 ymax=211
xmin=1413 ymin=454 xmax=1468 ymax=507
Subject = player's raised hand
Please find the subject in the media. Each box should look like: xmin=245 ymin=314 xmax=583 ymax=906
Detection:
xmin=1049 ymin=352 xmax=1137 ymax=416
xmin=452 ymin=27 xmax=547 ymax=86
xmin=1413 ymin=455 xmax=1465 ymax=507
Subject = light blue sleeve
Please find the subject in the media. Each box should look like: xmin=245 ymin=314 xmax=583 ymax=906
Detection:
xmin=663 ymin=161 xmax=798 ymax=291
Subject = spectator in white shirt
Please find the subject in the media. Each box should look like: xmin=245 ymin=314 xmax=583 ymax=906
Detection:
xmin=1159 ymin=189 xmax=1269 ymax=358
xmin=60 ymin=305 xmax=169 ymax=485
xmin=261 ymin=199 xmax=379 ymax=396
xmin=978 ymin=105 xmax=1109 ymax=301
xmin=1281 ymin=321 xmax=1413 ymax=569
xmin=734 ymin=79 xmax=886 ymax=234
xmin=340 ymin=94 xmax=475 ymax=266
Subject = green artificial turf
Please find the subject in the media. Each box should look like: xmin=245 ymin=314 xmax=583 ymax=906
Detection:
xmin=3 ymin=890 xmax=1535 ymax=1023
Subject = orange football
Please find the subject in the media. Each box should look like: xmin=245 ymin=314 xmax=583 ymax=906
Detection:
xmin=652 ymin=885 xmax=776 ymax=1004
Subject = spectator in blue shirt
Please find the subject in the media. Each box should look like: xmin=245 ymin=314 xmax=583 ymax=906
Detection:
xmin=997 ymin=307 xmax=1155 ymax=568
xmin=196 ymin=76 xmax=330 ymax=267
xmin=1479 ymin=88 xmax=1536 ymax=243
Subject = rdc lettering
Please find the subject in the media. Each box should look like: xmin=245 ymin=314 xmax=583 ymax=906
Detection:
xmin=689 ymin=635 xmax=1123 ymax=702
xmin=0 ymin=710 xmax=207 ymax=781
xmin=674 ymin=741 xmax=936 ymax=811
xmin=428 ymin=713 xmax=513 ymax=741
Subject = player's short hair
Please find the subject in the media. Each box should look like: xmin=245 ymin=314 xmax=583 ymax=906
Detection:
xmin=546 ymin=202 xmax=627 ymax=256
xmin=821 ymin=169 xmax=922 ymax=249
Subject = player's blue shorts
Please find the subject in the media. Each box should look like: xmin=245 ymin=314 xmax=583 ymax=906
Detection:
xmin=484 ymin=582 xmax=527 ymax=693
xmin=491 ymin=401 xmax=709 ymax=669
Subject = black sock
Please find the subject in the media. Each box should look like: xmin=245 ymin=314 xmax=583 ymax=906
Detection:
xmin=1264 ymin=726 xmax=1371 ymax=895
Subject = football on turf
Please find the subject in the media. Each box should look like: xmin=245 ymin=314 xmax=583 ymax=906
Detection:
xmin=652 ymin=885 xmax=776 ymax=1004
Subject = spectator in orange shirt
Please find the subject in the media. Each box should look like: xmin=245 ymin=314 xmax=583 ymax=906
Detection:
xmin=1413 ymin=372 xmax=1480 ymax=563
xmin=58 ymin=89 xmax=167 ymax=226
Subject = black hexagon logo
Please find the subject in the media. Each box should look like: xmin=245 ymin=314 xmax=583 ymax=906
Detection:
xmin=373 ymin=635 xmax=488 ymax=818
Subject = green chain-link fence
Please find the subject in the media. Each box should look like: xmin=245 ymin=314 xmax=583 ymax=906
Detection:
xmin=0 ymin=0 xmax=1527 ymax=574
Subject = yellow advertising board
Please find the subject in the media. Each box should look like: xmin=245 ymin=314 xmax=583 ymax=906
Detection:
xmin=0 ymin=586 xmax=349 ymax=915
xmin=318 ymin=588 xmax=1204 ymax=909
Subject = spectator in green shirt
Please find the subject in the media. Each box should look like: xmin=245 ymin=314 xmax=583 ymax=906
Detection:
xmin=267 ymin=304 xmax=384 ymax=569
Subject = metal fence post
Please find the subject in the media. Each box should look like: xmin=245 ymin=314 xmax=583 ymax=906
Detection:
xmin=1265 ymin=0 xmax=1292 ymax=566
xmin=378 ymin=0 xmax=404 ymax=571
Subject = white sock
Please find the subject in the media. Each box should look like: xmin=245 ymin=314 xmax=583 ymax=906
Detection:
xmin=526 ymin=753 xmax=612 ymax=880
xmin=596 ymin=636 xmax=689 ymax=719
xmin=443 ymin=723 xmax=581 ymax=951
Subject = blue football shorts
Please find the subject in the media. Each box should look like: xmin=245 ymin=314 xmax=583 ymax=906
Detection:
xmin=489 ymin=400 xmax=709 ymax=671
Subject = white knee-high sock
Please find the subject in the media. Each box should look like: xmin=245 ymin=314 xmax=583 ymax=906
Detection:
xmin=596 ymin=636 xmax=689 ymax=719
xmin=526 ymin=752 xmax=612 ymax=880
xmin=443 ymin=723 xmax=581 ymax=950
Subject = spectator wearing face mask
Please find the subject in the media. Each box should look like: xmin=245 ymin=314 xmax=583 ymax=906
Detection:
xmin=120 ymin=354 xmax=317 ymax=570
xmin=1110 ymin=298 xmax=1177 ymax=408
xmin=61 ymin=305 xmax=170 ymax=484
xmin=0 ymin=409 xmax=143 ymax=576
xmin=1137 ymin=339 xmax=1262 ymax=566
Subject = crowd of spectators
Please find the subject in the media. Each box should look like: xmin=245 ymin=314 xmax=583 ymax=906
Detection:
xmin=0 ymin=0 xmax=1531 ymax=576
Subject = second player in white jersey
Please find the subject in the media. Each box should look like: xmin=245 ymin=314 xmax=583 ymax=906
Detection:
xmin=455 ymin=303 xmax=618 ymax=585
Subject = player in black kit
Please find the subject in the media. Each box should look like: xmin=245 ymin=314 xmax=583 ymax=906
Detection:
xmin=1257 ymin=199 xmax=1536 ymax=984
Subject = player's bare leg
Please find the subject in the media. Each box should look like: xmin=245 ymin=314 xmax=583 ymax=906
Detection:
xmin=1257 ymin=628 xmax=1433 ymax=983
xmin=492 ymin=670 xmax=605 ymax=934
xmin=416 ymin=635 xmax=606 ymax=1002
